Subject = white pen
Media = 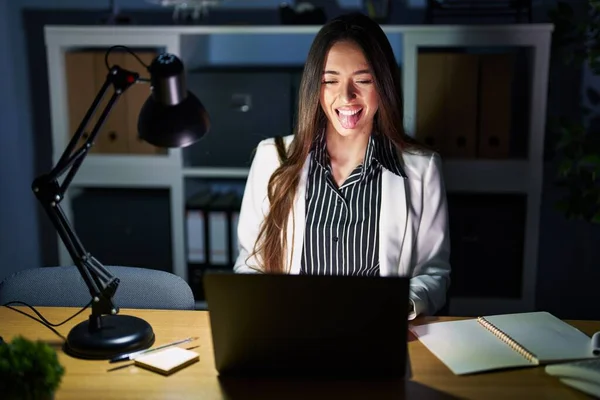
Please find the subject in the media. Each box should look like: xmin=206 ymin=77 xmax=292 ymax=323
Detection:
xmin=109 ymin=337 xmax=199 ymax=363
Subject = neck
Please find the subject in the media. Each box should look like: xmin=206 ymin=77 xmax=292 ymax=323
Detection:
xmin=325 ymin=129 xmax=371 ymax=168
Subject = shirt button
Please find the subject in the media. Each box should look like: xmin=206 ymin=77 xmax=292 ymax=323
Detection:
xmin=333 ymin=237 xmax=339 ymax=242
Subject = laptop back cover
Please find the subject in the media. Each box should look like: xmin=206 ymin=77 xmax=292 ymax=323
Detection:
xmin=204 ymin=272 xmax=409 ymax=378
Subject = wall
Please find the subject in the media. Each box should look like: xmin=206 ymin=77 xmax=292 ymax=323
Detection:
xmin=0 ymin=0 xmax=40 ymax=281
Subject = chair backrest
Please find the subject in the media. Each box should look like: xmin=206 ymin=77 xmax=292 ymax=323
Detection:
xmin=0 ymin=266 xmax=195 ymax=310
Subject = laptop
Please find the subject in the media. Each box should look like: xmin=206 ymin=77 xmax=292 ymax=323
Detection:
xmin=203 ymin=272 xmax=410 ymax=378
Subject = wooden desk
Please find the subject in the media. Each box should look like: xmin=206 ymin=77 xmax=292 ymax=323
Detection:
xmin=1 ymin=307 xmax=597 ymax=399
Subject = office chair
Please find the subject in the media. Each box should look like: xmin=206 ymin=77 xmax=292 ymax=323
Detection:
xmin=0 ymin=265 xmax=195 ymax=310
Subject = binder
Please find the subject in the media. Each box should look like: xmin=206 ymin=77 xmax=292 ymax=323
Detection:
xmin=186 ymin=190 xmax=214 ymax=300
xmin=207 ymin=191 xmax=241 ymax=268
xmin=416 ymin=53 xmax=478 ymax=158
xmin=92 ymin=51 xmax=129 ymax=153
xmin=64 ymin=50 xmax=129 ymax=154
xmin=187 ymin=190 xmax=241 ymax=301
xmin=443 ymin=53 xmax=478 ymax=159
xmin=124 ymin=50 xmax=166 ymax=155
xmin=416 ymin=53 xmax=446 ymax=152
xmin=229 ymin=193 xmax=243 ymax=263
xmin=186 ymin=190 xmax=214 ymax=264
xmin=65 ymin=52 xmax=97 ymax=150
xmin=478 ymin=53 xmax=514 ymax=159
xmin=230 ymin=210 xmax=240 ymax=263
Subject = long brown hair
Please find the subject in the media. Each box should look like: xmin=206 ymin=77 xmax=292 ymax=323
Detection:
xmin=251 ymin=12 xmax=415 ymax=273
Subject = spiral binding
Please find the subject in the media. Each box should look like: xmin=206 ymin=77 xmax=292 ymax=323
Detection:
xmin=477 ymin=316 xmax=540 ymax=365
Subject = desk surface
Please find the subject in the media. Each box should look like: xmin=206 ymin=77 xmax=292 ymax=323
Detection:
xmin=1 ymin=307 xmax=598 ymax=400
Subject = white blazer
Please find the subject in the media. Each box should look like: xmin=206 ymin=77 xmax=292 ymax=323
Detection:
xmin=234 ymin=135 xmax=451 ymax=319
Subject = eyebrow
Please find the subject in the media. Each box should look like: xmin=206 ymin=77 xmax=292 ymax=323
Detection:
xmin=323 ymin=69 xmax=372 ymax=75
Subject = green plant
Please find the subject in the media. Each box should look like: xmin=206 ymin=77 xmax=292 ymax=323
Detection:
xmin=0 ymin=336 xmax=65 ymax=400
xmin=548 ymin=1 xmax=600 ymax=223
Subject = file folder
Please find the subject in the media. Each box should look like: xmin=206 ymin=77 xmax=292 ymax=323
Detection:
xmin=186 ymin=190 xmax=242 ymax=301
xmin=207 ymin=192 xmax=237 ymax=266
xmin=186 ymin=190 xmax=214 ymax=300
xmin=186 ymin=190 xmax=214 ymax=264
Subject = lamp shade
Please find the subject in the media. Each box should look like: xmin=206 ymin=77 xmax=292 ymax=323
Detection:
xmin=137 ymin=53 xmax=210 ymax=148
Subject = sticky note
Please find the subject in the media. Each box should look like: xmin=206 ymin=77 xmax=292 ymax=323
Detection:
xmin=134 ymin=347 xmax=199 ymax=375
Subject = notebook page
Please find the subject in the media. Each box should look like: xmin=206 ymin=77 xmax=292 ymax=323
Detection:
xmin=483 ymin=312 xmax=594 ymax=363
xmin=410 ymin=318 xmax=533 ymax=375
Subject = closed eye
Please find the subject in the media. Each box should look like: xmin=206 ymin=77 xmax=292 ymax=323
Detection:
xmin=322 ymin=80 xmax=372 ymax=85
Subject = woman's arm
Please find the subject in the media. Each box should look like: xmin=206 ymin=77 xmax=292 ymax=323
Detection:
xmin=409 ymin=152 xmax=451 ymax=318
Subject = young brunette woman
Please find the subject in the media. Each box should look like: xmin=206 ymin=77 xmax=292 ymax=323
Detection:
xmin=233 ymin=12 xmax=451 ymax=319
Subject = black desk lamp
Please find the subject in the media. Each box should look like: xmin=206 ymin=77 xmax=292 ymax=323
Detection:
xmin=32 ymin=46 xmax=210 ymax=359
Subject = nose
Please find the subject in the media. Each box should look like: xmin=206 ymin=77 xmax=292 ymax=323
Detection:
xmin=341 ymin=80 xmax=357 ymax=102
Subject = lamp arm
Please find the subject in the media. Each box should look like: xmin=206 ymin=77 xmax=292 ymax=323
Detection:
xmin=32 ymin=65 xmax=143 ymax=327
xmin=52 ymin=76 xmax=113 ymax=179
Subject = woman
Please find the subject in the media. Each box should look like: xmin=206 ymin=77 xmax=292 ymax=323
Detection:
xmin=233 ymin=12 xmax=450 ymax=320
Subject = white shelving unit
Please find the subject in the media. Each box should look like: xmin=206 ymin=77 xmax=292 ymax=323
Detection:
xmin=44 ymin=23 xmax=553 ymax=316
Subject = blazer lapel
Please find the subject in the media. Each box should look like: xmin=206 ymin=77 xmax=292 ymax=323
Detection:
xmin=379 ymin=169 xmax=409 ymax=276
xmin=287 ymin=155 xmax=310 ymax=274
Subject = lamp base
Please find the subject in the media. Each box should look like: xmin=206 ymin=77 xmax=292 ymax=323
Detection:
xmin=64 ymin=314 xmax=155 ymax=359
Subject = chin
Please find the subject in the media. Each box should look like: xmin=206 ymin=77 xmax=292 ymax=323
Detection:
xmin=334 ymin=128 xmax=364 ymax=137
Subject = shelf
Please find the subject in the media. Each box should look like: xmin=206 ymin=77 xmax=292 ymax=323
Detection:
xmin=62 ymin=155 xmax=530 ymax=191
xmin=67 ymin=154 xmax=181 ymax=187
xmin=45 ymin=24 xmax=553 ymax=37
xmin=43 ymin=22 xmax=552 ymax=318
xmin=181 ymin=160 xmax=529 ymax=193
xmin=183 ymin=167 xmax=250 ymax=179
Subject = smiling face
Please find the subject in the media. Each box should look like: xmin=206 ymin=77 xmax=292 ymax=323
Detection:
xmin=319 ymin=40 xmax=379 ymax=139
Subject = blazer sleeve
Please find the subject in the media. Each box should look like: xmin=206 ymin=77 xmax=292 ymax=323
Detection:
xmin=233 ymin=140 xmax=279 ymax=273
xmin=409 ymin=152 xmax=451 ymax=318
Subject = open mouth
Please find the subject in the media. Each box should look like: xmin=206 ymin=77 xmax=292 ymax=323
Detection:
xmin=335 ymin=108 xmax=363 ymax=130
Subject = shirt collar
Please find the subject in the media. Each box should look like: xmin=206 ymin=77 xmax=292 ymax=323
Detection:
xmin=312 ymin=131 xmax=406 ymax=178
xmin=373 ymin=133 xmax=406 ymax=178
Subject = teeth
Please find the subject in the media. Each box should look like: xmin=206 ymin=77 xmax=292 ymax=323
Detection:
xmin=337 ymin=109 xmax=362 ymax=116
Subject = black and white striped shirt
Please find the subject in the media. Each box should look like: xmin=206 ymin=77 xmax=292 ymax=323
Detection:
xmin=300 ymin=132 xmax=405 ymax=276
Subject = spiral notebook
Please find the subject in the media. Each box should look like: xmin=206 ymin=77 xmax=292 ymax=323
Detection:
xmin=410 ymin=311 xmax=597 ymax=375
